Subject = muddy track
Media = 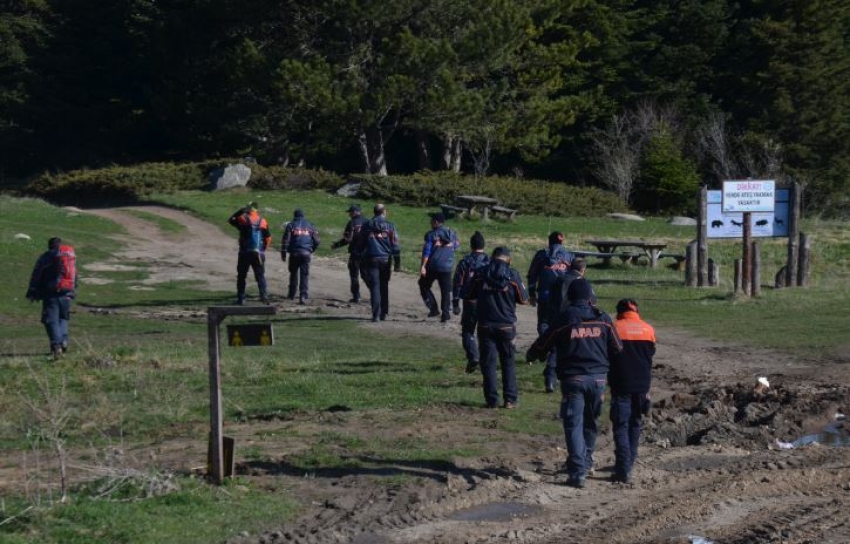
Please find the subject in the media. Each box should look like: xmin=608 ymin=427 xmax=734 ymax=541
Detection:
xmin=77 ymin=206 xmax=850 ymax=544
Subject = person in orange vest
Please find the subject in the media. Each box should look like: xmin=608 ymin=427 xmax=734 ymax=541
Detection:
xmin=608 ymin=298 xmax=656 ymax=484
xmin=26 ymin=237 xmax=78 ymax=360
xmin=228 ymin=202 xmax=272 ymax=305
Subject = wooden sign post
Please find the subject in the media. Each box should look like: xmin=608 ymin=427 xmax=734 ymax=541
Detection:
xmin=207 ymin=305 xmax=276 ymax=484
xmin=722 ymin=180 xmax=776 ymax=297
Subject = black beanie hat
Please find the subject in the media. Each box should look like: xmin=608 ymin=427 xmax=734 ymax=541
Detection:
xmin=548 ymin=231 xmax=565 ymax=245
xmin=294 ymin=209 xmax=304 ymax=218
xmin=470 ymin=231 xmax=485 ymax=250
xmin=567 ymin=278 xmax=593 ymax=301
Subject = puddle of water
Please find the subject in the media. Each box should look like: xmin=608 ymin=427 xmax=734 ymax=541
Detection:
xmin=792 ymin=422 xmax=849 ymax=448
xmin=689 ymin=536 xmax=715 ymax=544
xmin=450 ymin=501 xmax=543 ymax=522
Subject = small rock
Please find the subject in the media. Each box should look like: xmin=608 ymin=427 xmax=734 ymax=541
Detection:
xmin=14 ymin=233 xmax=31 ymax=240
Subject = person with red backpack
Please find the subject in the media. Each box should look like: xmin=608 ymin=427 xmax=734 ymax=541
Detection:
xmin=228 ymin=202 xmax=272 ymax=305
xmin=26 ymin=237 xmax=78 ymax=360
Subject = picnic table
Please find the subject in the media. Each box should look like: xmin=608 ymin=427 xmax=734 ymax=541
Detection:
xmin=584 ymin=239 xmax=668 ymax=268
xmin=455 ymin=195 xmax=499 ymax=220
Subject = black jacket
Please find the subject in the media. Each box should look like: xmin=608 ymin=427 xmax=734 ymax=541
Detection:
xmin=528 ymin=302 xmax=622 ymax=377
xmin=465 ymin=259 xmax=529 ymax=325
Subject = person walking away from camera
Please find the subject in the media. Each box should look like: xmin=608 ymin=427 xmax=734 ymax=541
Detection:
xmin=280 ymin=209 xmax=320 ymax=304
xmin=26 ymin=237 xmax=78 ymax=360
xmin=419 ymin=213 xmax=460 ymax=322
xmin=355 ymin=204 xmax=401 ymax=322
xmin=527 ymin=278 xmax=622 ymax=488
xmin=547 ymin=258 xmax=595 ymax=321
xmin=331 ymin=204 xmax=366 ymax=303
xmin=608 ymin=298 xmax=656 ymax=484
xmin=465 ymin=247 xmax=529 ymax=409
xmin=527 ymin=231 xmax=574 ymax=393
xmin=228 ymin=202 xmax=272 ymax=305
xmin=452 ymin=231 xmax=489 ymax=373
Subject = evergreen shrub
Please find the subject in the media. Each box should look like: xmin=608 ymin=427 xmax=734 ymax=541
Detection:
xmin=354 ymin=172 xmax=628 ymax=217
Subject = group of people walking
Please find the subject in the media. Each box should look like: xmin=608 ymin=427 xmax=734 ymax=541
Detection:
xmin=28 ymin=202 xmax=656 ymax=488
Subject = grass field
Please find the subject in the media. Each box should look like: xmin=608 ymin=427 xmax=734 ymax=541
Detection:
xmin=1 ymin=191 xmax=848 ymax=543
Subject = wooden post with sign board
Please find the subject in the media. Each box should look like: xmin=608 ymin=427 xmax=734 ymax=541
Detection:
xmin=207 ymin=305 xmax=276 ymax=484
xmin=721 ymin=180 xmax=776 ymax=298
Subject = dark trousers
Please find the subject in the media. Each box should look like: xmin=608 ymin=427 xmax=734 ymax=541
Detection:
xmin=287 ymin=252 xmax=311 ymax=299
xmin=361 ymin=258 xmax=391 ymax=320
xmin=347 ymin=255 xmax=362 ymax=301
xmin=236 ymin=251 xmax=267 ymax=298
xmin=42 ymin=295 xmax=71 ymax=349
xmin=418 ymin=269 xmax=452 ymax=319
xmin=461 ymin=301 xmax=479 ymax=364
xmin=478 ymin=323 xmax=517 ymax=407
xmin=536 ymin=304 xmax=558 ymax=388
xmin=610 ymin=392 xmax=649 ymax=479
xmin=560 ymin=374 xmax=606 ymax=479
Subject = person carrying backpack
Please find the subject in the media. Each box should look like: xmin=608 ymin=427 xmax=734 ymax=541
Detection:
xmin=465 ymin=247 xmax=529 ymax=409
xmin=228 ymin=202 xmax=272 ymax=305
xmin=419 ymin=213 xmax=460 ymax=322
xmin=452 ymin=231 xmax=489 ymax=373
xmin=281 ymin=209 xmax=320 ymax=305
xmin=526 ymin=231 xmax=574 ymax=392
xmin=26 ymin=237 xmax=78 ymax=360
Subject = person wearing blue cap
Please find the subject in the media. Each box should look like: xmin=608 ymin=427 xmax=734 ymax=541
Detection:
xmin=419 ymin=213 xmax=460 ymax=322
xmin=280 ymin=208 xmax=320 ymax=304
xmin=331 ymin=204 xmax=366 ymax=303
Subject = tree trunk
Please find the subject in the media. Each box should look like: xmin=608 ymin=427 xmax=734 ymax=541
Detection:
xmin=358 ymin=130 xmax=371 ymax=174
xmin=450 ymin=137 xmax=462 ymax=172
xmin=440 ymin=133 xmax=454 ymax=170
xmin=366 ymin=126 xmax=387 ymax=176
xmin=415 ymin=130 xmax=432 ymax=171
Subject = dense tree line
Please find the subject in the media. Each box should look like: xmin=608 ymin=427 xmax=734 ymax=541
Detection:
xmin=1 ymin=0 xmax=847 ymax=213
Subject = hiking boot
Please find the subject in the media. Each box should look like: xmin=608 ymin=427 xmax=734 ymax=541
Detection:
xmin=427 ymin=308 xmax=440 ymax=318
xmin=61 ymin=341 xmax=69 ymax=354
xmin=51 ymin=345 xmax=63 ymax=361
xmin=503 ymin=401 xmax=516 ymax=410
xmin=465 ymin=361 xmax=479 ymax=374
xmin=440 ymin=315 xmax=450 ymax=323
xmin=299 ymin=296 xmax=307 ymax=305
xmin=545 ymin=381 xmax=556 ymax=393
xmin=379 ymin=314 xmax=387 ymax=321
xmin=566 ymin=476 xmax=586 ymax=489
xmin=236 ymin=296 xmax=245 ymax=306
xmin=260 ymin=294 xmax=270 ymax=305
xmin=610 ymin=472 xmax=631 ymax=484
xmin=349 ymin=297 xmax=360 ymax=304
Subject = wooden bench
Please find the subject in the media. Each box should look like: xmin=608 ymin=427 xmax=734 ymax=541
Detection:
xmin=572 ymin=250 xmax=642 ymax=266
xmin=439 ymin=203 xmax=467 ymax=218
xmin=489 ymin=205 xmax=518 ymax=220
xmin=658 ymin=253 xmax=687 ymax=271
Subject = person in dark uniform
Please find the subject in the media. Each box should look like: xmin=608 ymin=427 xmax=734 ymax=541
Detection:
xmin=527 ymin=278 xmax=622 ymax=488
xmin=465 ymin=247 xmax=529 ymax=409
xmin=452 ymin=231 xmax=489 ymax=373
xmin=527 ymin=231 xmax=574 ymax=393
xmin=26 ymin=237 xmax=78 ymax=360
xmin=608 ymin=298 xmax=656 ymax=484
xmin=331 ymin=204 xmax=366 ymax=303
xmin=355 ymin=204 xmax=401 ymax=322
xmin=419 ymin=213 xmax=460 ymax=322
xmin=280 ymin=209 xmax=320 ymax=304
xmin=228 ymin=202 xmax=272 ymax=305
xmin=546 ymin=258 xmax=594 ymax=321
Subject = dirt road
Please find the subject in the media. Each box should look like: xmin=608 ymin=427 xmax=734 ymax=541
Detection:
xmin=82 ymin=206 xmax=850 ymax=544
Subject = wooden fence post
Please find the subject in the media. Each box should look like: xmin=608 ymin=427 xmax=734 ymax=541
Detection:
xmin=798 ymin=232 xmax=810 ymax=287
xmin=786 ymin=182 xmax=801 ymax=287
xmin=685 ymin=241 xmax=697 ymax=287
xmin=751 ymin=242 xmax=761 ymax=297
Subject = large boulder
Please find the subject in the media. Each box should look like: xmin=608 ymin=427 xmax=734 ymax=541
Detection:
xmin=209 ymin=163 xmax=252 ymax=191
xmin=668 ymin=216 xmax=697 ymax=226
xmin=336 ymin=181 xmax=361 ymax=197
xmin=606 ymin=212 xmax=644 ymax=222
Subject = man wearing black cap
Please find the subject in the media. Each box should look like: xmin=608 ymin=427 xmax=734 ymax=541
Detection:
xmin=527 ymin=278 xmax=622 ymax=488
xmin=608 ymin=298 xmax=656 ymax=484
xmin=452 ymin=231 xmax=489 ymax=373
xmin=280 ymin=209 xmax=320 ymax=304
xmin=465 ymin=246 xmax=529 ymax=409
xmin=527 ymin=231 xmax=575 ymax=393
xmin=331 ymin=204 xmax=366 ymax=303
xmin=419 ymin=213 xmax=460 ymax=322
xmin=228 ymin=202 xmax=272 ymax=305
xmin=355 ymin=204 xmax=401 ymax=322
